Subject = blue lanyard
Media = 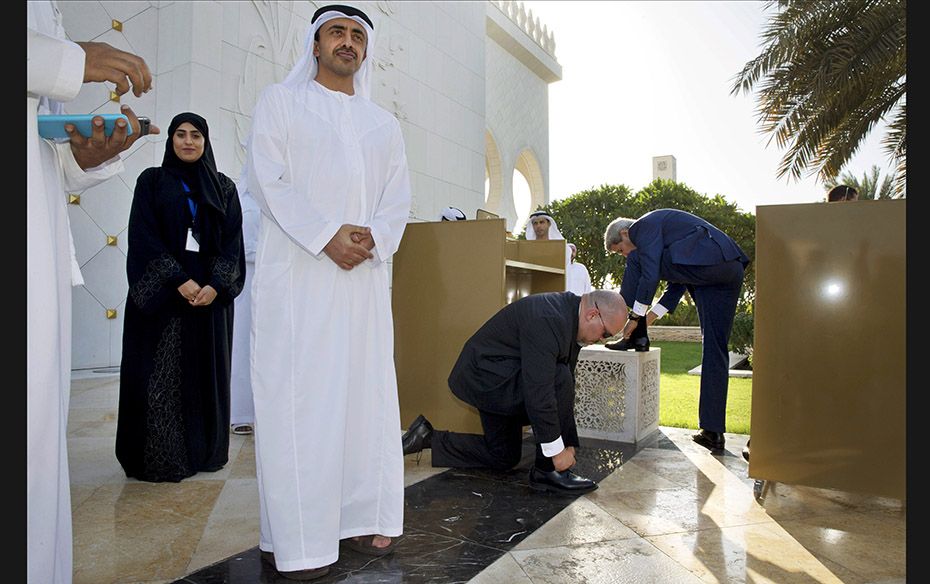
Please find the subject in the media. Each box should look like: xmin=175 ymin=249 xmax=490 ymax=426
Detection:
xmin=181 ymin=181 xmax=197 ymax=219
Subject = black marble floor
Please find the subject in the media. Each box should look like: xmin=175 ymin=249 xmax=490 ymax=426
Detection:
xmin=70 ymin=374 xmax=906 ymax=584
xmin=172 ymin=434 xmax=674 ymax=584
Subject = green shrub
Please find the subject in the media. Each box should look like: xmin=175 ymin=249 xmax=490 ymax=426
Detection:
xmin=729 ymin=308 xmax=754 ymax=359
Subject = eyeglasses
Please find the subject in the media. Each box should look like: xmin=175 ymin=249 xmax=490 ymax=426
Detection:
xmin=593 ymin=301 xmax=612 ymax=339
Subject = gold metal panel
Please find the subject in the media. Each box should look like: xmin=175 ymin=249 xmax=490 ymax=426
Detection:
xmin=393 ymin=219 xmax=507 ymax=433
xmin=109 ymin=90 xmax=120 ymax=102
xmin=68 ymin=194 xmax=80 ymax=205
xmin=751 ymin=200 xmax=905 ymax=499
xmin=504 ymin=238 xmax=566 ymax=269
xmin=111 ymin=19 xmax=123 ymax=32
xmin=105 ymin=309 xmax=117 ymax=319
xmin=106 ymin=235 xmax=118 ymax=246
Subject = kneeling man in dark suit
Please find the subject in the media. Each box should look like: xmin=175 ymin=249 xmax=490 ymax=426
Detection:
xmin=402 ymin=289 xmax=627 ymax=494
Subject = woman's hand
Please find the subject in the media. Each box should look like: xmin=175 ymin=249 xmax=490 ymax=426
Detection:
xmin=177 ymin=279 xmax=201 ymax=302
xmin=190 ymin=285 xmax=218 ymax=306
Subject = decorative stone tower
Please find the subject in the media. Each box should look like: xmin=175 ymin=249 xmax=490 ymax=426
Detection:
xmin=652 ymin=155 xmax=677 ymax=181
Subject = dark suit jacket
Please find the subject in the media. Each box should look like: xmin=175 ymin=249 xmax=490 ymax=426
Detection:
xmin=623 ymin=208 xmax=749 ymax=311
xmin=448 ymin=292 xmax=581 ymax=444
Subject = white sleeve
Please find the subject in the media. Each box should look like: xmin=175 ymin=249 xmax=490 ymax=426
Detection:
xmin=54 ymin=141 xmax=125 ymax=191
xmin=27 ymin=27 xmax=85 ymax=102
xmin=366 ymin=120 xmax=413 ymax=264
xmin=246 ymin=85 xmax=341 ymax=256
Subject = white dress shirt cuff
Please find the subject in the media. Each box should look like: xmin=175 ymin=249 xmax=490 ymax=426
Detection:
xmin=632 ymin=301 xmax=649 ymax=317
xmin=651 ymin=303 xmax=669 ymax=319
xmin=540 ymin=436 xmax=565 ymax=458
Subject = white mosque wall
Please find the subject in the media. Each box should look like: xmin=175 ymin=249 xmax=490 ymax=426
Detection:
xmin=56 ymin=0 xmax=555 ymax=369
xmin=484 ymin=1 xmax=558 ymax=234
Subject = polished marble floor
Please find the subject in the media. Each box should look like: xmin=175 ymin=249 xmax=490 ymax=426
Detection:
xmin=68 ymin=370 xmax=907 ymax=583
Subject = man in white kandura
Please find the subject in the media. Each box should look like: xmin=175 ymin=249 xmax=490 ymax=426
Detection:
xmin=28 ymin=2 xmax=155 ymax=582
xmin=229 ymin=166 xmax=259 ymax=436
xmin=523 ymin=210 xmax=563 ymax=241
xmin=245 ymin=4 xmax=412 ymax=581
xmin=566 ymin=243 xmax=592 ymax=296
xmin=524 ymin=210 xmax=573 ymax=280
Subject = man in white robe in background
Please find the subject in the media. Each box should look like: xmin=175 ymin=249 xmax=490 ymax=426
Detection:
xmin=523 ymin=210 xmax=563 ymax=241
xmin=246 ymin=4 xmax=412 ymax=580
xmin=27 ymin=2 xmax=154 ymax=582
xmin=524 ymin=210 xmax=572 ymax=286
xmin=229 ymin=168 xmax=259 ymax=435
xmin=566 ymin=243 xmax=593 ymax=296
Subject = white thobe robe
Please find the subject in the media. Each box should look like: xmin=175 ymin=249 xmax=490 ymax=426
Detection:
xmin=27 ymin=3 xmax=124 ymax=583
xmin=566 ymin=262 xmax=593 ymax=296
xmin=247 ymin=80 xmax=412 ymax=572
xmin=229 ymin=183 xmax=259 ymax=426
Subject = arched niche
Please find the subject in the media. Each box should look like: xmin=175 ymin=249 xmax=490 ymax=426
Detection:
xmin=513 ymin=147 xmax=546 ymax=227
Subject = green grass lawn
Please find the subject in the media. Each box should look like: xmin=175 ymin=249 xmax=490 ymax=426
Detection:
xmin=653 ymin=341 xmax=752 ymax=434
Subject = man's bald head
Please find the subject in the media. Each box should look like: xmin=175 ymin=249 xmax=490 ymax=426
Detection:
xmin=577 ymin=289 xmax=627 ymax=344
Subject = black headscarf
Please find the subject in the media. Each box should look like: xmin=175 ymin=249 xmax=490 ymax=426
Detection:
xmin=162 ymin=112 xmax=230 ymax=254
xmin=162 ymin=112 xmax=228 ymax=216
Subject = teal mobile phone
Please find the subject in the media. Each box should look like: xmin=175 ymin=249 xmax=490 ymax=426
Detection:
xmin=37 ymin=113 xmax=136 ymax=139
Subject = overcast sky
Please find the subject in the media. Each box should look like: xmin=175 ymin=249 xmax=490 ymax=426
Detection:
xmin=517 ymin=1 xmax=896 ymax=223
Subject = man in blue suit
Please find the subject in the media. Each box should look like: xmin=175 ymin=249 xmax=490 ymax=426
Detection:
xmin=603 ymin=209 xmax=750 ymax=451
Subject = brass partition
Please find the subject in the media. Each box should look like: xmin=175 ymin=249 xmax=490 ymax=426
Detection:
xmin=392 ymin=219 xmax=565 ymax=433
xmin=504 ymin=239 xmax=567 ymax=304
xmin=752 ymin=200 xmax=905 ymax=499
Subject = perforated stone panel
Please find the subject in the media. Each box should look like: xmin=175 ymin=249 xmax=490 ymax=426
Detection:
xmin=575 ymin=359 xmax=628 ymax=434
xmin=574 ymin=345 xmax=661 ymax=444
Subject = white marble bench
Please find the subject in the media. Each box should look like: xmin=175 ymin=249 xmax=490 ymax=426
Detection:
xmin=574 ymin=345 xmax=661 ymax=444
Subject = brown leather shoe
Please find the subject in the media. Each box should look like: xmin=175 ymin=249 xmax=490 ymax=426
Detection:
xmin=260 ymin=549 xmax=331 ymax=581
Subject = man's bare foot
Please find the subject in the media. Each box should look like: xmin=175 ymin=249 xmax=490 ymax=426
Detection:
xmin=356 ymin=534 xmax=391 ymax=548
xmin=344 ymin=534 xmax=397 ymax=556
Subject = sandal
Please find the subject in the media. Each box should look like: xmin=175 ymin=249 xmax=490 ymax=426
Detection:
xmin=342 ymin=534 xmax=398 ymax=557
xmin=231 ymin=424 xmax=253 ymax=435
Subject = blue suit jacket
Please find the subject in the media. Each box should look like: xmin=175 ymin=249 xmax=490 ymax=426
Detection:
xmin=622 ymin=209 xmax=749 ymax=312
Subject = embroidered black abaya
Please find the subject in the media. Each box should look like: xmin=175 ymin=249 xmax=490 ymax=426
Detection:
xmin=116 ymin=112 xmax=246 ymax=482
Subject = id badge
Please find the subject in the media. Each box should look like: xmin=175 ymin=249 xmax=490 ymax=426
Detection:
xmin=185 ymin=228 xmax=200 ymax=252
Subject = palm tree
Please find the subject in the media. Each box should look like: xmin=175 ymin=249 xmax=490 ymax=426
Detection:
xmin=731 ymin=0 xmax=906 ymax=196
xmin=824 ymin=164 xmax=896 ymax=200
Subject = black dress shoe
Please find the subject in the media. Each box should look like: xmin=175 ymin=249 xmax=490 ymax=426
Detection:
xmin=628 ymin=315 xmax=649 ymax=351
xmin=604 ymin=337 xmax=649 ymax=351
xmin=692 ymin=429 xmax=725 ymax=451
xmin=605 ymin=338 xmax=632 ymax=350
xmin=528 ymin=467 xmax=598 ymax=494
xmin=401 ymin=414 xmax=433 ymax=456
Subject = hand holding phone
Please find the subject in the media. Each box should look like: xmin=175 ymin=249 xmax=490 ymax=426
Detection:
xmin=38 ymin=114 xmax=152 ymax=140
xmin=56 ymin=106 xmax=159 ymax=171
xmin=38 ymin=114 xmax=132 ymax=139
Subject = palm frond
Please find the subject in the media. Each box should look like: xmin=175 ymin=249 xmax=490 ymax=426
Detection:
xmin=733 ymin=0 xmax=906 ymax=189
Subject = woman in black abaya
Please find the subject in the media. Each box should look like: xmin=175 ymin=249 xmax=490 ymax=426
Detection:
xmin=116 ymin=112 xmax=245 ymax=482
